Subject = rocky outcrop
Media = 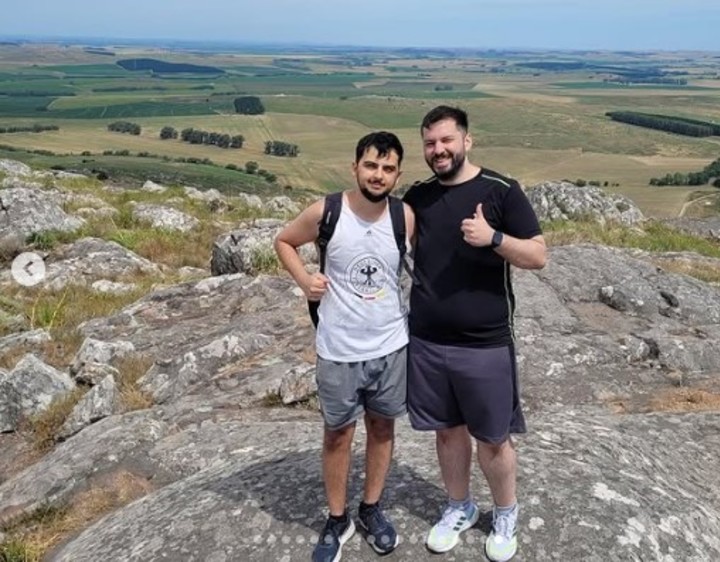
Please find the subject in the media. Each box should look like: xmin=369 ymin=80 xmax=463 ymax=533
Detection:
xmin=131 ymin=203 xmax=199 ymax=232
xmin=41 ymin=237 xmax=161 ymax=290
xmin=527 ymin=181 xmax=645 ymax=225
xmin=663 ymin=217 xmax=720 ymax=240
xmin=0 ymin=329 xmax=51 ymax=356
xmin=0 ymin=187 xmax=85 ymax=242
xmin=47 ymin=409 xmax=720 ymax=562
xmin=72 ymin=272 xmax=313 ymax=405
xmin=211 ymin=219 xmax=315 ymax=275
xmin=0 ymin=355 xmax=75 ymax=433
xmin=58 ymin=375 xmax=121 ymax=439
xmin=0 ymin=167 xmax=718 ymax=561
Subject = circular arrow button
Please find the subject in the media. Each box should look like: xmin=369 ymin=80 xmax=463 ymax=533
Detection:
xmin=11 ymin=252 xmax=46 ymax=287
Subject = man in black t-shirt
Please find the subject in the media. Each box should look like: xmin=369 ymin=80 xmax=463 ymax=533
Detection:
xmin=403 ymin=106 xmax=546 ymax=562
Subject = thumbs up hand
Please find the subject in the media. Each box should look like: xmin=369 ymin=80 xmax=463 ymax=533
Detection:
xmin=460 ymin=203 xmax=494 ymax=247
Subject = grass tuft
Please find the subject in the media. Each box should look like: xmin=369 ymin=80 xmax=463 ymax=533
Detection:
xmin=25 ymin=388 xmax=87 ymax=451
xmin=114 ymin=355 xmax=154 ymax=412
xmin=544 ymin=219 xmax=720 ymax=258
xmin=0 ymin=471 xmax=153 ymax=562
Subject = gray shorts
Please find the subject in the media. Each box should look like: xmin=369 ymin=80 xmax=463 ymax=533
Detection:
xmin=407 ymin=336 xmax=526 ymax=444
xmin=316 ymin=346 xmax=407 ymax=430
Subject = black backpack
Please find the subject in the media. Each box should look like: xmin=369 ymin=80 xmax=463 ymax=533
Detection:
xmin=309 ymin=192 xmax=407 ymax=328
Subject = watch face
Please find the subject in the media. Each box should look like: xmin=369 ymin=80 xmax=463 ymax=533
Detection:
xmin=492 ymin=230 xmax=504 ymax=248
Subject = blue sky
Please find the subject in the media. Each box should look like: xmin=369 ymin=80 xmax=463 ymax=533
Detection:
xmin=5 ymin=0 xmax=720 ymax=51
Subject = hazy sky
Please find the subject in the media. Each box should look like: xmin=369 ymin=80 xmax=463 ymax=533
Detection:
xmin=5 ymin=0 xmax=720 ymax=51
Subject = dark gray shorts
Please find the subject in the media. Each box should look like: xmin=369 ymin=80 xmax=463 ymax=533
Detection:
xmin=407 ymin=336 xmax=526 ymax=443
xmin=316 ymin=346 xmax=407 ymax=430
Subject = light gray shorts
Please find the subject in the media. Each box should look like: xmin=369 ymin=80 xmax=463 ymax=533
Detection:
xmin=316 ymin=346 xmax=407 ymax=430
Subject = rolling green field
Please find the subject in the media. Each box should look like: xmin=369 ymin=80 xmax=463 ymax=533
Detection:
xmin=1 ymin=43 xmax=719 ymax=217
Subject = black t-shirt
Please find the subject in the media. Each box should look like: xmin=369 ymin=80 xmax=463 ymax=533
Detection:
xmin=403 ymin=168 xmax=542 ymax=346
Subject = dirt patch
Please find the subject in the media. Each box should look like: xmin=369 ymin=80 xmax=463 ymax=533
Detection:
xmin=607 ymin=380 xmax=720 ymax=414
xmin=648 ymin=386 xmax=720 ymax=413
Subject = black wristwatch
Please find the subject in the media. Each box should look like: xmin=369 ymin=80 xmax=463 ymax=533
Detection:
xmin=490 ymin=230 xmax=504 ymax=249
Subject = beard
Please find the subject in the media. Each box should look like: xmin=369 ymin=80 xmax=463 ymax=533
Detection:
xmin=359 ymin=184 xmax=391 ymax=203
xmin=428 ymin=151 xmax=464 ymax=181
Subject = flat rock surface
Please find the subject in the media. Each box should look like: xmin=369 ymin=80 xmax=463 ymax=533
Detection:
xmin=49 ymin=408 xmax=720 ymax=562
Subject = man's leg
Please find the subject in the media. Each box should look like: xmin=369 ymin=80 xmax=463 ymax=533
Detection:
xmin=357 ymin=349 xmax=405 ymax=555
xmin=363 ymin=413 xmax=395 ymax=504
xmin=322 ymin=422 xmax=357 ymax=516
xmin=477 ymin=438 xmax=519 ymax=562
xmin=436 ymin=425 xmax=473 ymax=501
xmin=476 ymin=437 xmax=517 ymax=507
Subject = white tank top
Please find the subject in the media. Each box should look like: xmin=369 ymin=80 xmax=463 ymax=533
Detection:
xmin=316 ymin=196 xmax=408 ymax=362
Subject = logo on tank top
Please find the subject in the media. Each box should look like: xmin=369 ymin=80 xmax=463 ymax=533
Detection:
xmin=346 ymin=254 xmax=389 ymax=300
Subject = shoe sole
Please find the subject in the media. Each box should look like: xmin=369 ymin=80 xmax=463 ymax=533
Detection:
xmin=485 ymin=537 xmax=517 ymax=562
xmin=425 ymin=506 xmax=481 ymax=554
xmin=358 ymin=519 xmax=400 ymax=555
xmin=331 ymin=519 xmax=356 ymax=562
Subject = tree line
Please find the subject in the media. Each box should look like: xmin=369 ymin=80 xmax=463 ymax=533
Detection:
xmin=0 ymin=124 xmax=59 ymax=134
xmin=265 ymin=140 xmax=299 ymax=157
xmin=178 ymin=127 xmax=244 ymax=149
xmin=606 ymin=111 xmax=720 ymax=138
xmin=107 ymin=121 xmax=141 ymax=135
xmin=649 ymin=157 xmax=720 ymax=187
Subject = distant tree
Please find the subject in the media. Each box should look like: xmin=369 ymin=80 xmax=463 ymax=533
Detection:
xmin=265 ymin=140 xmax=299 ymax=157
xmin=234 ymin=96 xmax=265 ymax=115
xmin=108 ymin=121 xmax=141 ymax=135
xmin=245 ymin=161 xmax=259 ymax=174
xmin=159 ymin=126 xmax=178 ymax=140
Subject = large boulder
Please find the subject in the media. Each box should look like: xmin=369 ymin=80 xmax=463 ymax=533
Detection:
xmin=211 ymin=219 xmax=315 ymax=276
xmin=526 ymin=181 xmax=645 ymax=226
xmin=0 ymin=187 xmax=85 ymax=242
xmin=42 ymin=237 xmax=161 ymax=290
xmin=0 ymin=355 xmax=75 ymax=433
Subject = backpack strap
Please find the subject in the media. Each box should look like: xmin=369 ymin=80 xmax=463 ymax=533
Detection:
xmin=309 ymin=192 xmax=343 ymax=327
xmin=387 ymin=196 xmax=406 ymax=260
xmin=316 ymin=192 xmax=343 ymax=273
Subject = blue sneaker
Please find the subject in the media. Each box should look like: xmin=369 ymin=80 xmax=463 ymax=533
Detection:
xmin=358 ymin=502 xmax=399 ymax=554
xmin=312 ymin=514 xmax=356 ymax=562
xmin=426 ymin=501 xmax=479 ymax=553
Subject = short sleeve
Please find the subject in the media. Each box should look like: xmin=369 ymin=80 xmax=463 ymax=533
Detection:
xmin=501 ymin=182 xmax=542 ymax=239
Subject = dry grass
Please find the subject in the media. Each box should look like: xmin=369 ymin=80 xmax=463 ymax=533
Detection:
xmin=17 ymin=353 xmax=153 ymax=458
xmin=0 ymin=346 xmax=29 ymax=371
xmin=0 ymin=470 xmax=153 ymax=562
xmin=650 ymin=260 xmax=720 ymax=285
xmin=114 ymin=354 xmax=155 ymax=412
xmin=543 ymin=220 xmax=720 ymax=260
xmin=25 ymin=388 xmax=87 ymax=452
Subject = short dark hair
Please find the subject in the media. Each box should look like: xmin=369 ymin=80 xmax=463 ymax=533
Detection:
xmin=355 ymin=131 xmax=404 ymax=165
xmin=420 ymin=105 xmax=469 ymax=134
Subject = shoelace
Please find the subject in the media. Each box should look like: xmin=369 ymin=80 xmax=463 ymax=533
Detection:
xmin=321 ymin=519 xmax=343 ymax=544
xmin=362 ymin=506 xmax=387 ymax=532
xmin=493 ymin=511 xmax=516 ymax=540
xmin=439 ymin=505 xmax=467 ymax=530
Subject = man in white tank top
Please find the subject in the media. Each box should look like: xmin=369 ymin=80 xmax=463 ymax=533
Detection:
xmin=274 ymin=132 xmax=414 ymax=562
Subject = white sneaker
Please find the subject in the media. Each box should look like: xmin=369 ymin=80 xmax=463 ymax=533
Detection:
xmin=485 ymin=505 xmax=518 ymax=562
xmin=426 ymin=502 xmax=480 ymax=553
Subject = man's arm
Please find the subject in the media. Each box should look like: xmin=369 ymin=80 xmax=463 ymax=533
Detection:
xmin=494 ymin=233 xmax=546 ymax=270
xmin=403 ymin=202 xmax=416 ymax=250
xmin=460 ymin=202 xmax=547 ymax=270
xmin=273 ymin=199 xmax=330 ymax=300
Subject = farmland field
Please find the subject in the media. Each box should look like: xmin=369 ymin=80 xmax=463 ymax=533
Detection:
xmin=0 ymin=42 xmax=719 ymax=217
